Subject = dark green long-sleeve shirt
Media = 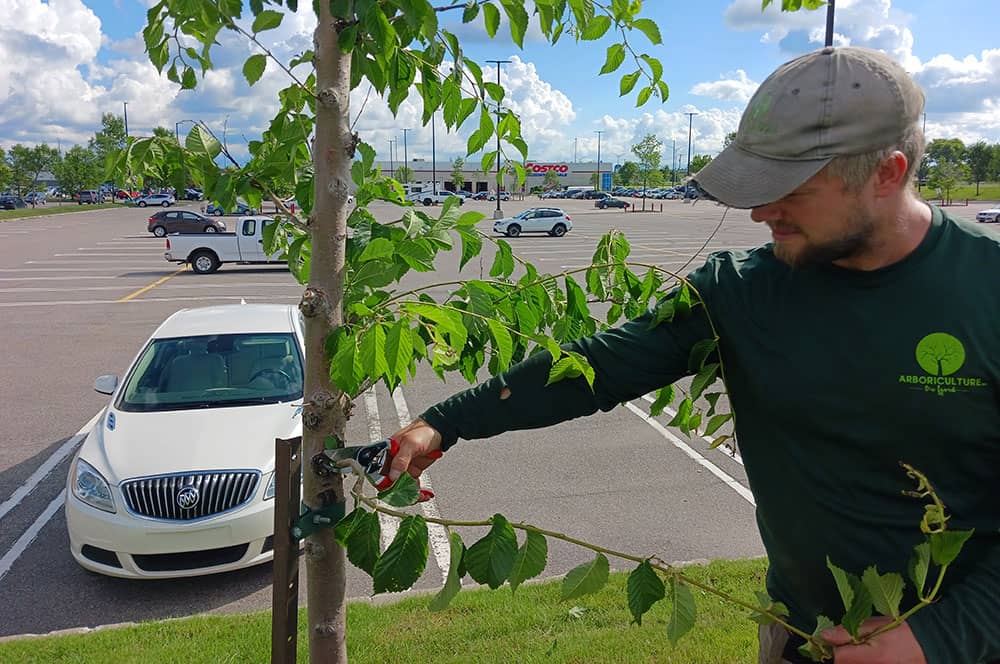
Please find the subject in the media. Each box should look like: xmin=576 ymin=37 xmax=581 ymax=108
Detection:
xmin=421 ymin=206 xmax=1000 ymax=663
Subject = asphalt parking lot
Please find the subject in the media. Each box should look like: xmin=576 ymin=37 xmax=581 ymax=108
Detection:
xmin=0 ymin=196 xmax=993 ymax=638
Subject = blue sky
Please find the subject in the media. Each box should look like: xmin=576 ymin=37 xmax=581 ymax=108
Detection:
xmin=2 ymin=0 xmax=998 ymax=166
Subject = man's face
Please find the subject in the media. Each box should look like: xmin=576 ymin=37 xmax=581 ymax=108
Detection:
xmin=749 ymin=171 xmax=876 ymax=268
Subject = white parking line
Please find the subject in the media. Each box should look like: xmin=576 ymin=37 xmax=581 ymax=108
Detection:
xmin=391 ymin=387 xmax=451 ymax=583
xmin=0 ymin=411 xmax=99 ymax=523
xmin=0 ymin=491 xmax=66 ymax=583
xmin=363 ymin=388 xmax=399 ymax=551
xmin=624 ymin=402 xmax=755 ymax=506
xmin=638 ymin=394 xmax=744 ymax=466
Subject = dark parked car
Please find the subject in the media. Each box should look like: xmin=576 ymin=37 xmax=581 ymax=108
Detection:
xmin=471 ymin=191 xmax=490 ymax=200
xmin=596 ymin=197 xmax=629 ymax=209
xmin=147 ymin=210 xmax=227 ymax=237
xmin=184 ymin=188 xmax=203 ymax=200
xmin=204 ymin=200 xmax=258 ymax=216
xmin=582 ymin=190 xmax=610 ymax=200
xmin=0 ymin=195 xmax=26 ymax=210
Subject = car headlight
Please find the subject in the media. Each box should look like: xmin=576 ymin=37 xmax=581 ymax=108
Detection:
xmin=264 ymin=472 xmax=276 ymax=500
xmin=73 ymin=459 xmax=116 ymax=513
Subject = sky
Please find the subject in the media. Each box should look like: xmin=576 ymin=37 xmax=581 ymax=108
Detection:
xmin=1 ymin=0 xmax=998 ymax=168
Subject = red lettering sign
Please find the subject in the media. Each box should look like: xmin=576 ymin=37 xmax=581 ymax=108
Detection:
xmin=524 ymin=163 xmax=569 ymax=176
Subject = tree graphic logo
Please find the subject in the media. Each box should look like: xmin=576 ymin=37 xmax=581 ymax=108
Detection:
xmin=915 ymin=333 xmax=966 ymax=376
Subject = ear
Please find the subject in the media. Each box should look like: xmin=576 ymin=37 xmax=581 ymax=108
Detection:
xmin=872 ymin=151 xmax=909 ymax=198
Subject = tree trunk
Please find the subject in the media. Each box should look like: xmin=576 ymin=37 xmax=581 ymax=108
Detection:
xmin=303 ymin=4 xmax=352 ymax=663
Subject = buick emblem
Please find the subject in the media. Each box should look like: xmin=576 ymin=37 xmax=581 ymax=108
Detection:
xmin=176 ymin=487 xmax=200 ymax=510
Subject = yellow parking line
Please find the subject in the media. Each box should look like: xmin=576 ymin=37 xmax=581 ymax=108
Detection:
xmin=116 ymin=265 xmax=189 ymax=303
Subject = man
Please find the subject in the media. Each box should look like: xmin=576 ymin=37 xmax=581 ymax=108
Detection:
xmin=388 ymin=47 xmax=1000 ymax=663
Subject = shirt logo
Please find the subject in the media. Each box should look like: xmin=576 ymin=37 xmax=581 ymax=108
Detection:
xmin=898 ymin=333 xmax=988 ymax=396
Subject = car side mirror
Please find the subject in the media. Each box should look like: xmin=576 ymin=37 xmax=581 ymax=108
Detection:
xmin=94 ymin=374 xmax=119 ymax=395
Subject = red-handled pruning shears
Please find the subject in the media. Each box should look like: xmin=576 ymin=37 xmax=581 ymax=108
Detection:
xmin=312 ymin=438 xmax=438 ymax=502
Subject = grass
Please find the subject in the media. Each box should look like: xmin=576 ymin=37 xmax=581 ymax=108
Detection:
xmin=0 ymin=558 xmax=767 ymax=664
xmin=918 ymin=182 xmax=1000 ymax=201
xmin=0 ymin=203 xmax=122 ymax=221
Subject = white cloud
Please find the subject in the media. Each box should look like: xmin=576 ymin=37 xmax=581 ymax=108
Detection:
xmin=690 ymin=70 xmax=759 ymax=103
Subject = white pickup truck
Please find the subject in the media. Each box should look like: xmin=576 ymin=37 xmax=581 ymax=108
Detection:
xmin=404 ymin=189 xmax=463 ymax=207
xmin=164 ymin=216 xmax=281 ymax=274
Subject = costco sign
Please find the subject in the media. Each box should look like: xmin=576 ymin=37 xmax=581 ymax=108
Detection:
xmin=525 ymin=162 xmax=569 ymax=177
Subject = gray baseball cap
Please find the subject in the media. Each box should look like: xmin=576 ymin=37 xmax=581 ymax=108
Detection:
xmin=694 ymin=46 xmax=925 ymax=209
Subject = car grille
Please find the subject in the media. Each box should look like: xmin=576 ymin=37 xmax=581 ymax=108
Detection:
xmin=121 ymin=471 xmax=260 ymax=521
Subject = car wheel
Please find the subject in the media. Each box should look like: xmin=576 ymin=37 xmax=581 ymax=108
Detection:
xmin=204 ymin=226 xmax=217 ymax=233
xmin=506 ymin=224 xmax=521 ymax=238
xmin=190 ymin=250 xmax=220 ymax=274
xmin=214 ymin=209 xmax=223 ymax=216
xmin=551 ymin=223 xmax=567 ymax=237
xmin=162 ymin=201 xmax=170 ymax=207
xmin=152 ymin=226 xmax=167 ymax=237
xmin=423 ymin=198 xmax=433 ymax=206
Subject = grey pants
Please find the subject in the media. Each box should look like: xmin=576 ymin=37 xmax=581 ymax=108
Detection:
xmin=758 ymin=623 xmax=795 ymax=664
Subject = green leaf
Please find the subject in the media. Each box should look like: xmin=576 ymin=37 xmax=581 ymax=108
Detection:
xmin=344 ymin=509 xmax=381 ymax=575
xmin=429 ymin=532 xmax=465 ymax=611
xmin=333 ymin=508 xmax=362 ymax=546
xmin=703 ymin=413 xmax=732 ymax=436
xmin=688 ymin=338 xmax=718 ymax=372
xmin=499 ymin=0 xmax=528 ymax=48
xmin=358 ymin=237 xmax=395 ymax=262
xmin=465 ymin=514 xmax=518 ymax=589
xmin=457 ymin=227 xmax=482 ymax=270
xmin=180 ymin=66 xmax=197 ymax=90
xmin=377 ymin=469 xmax=420 ymax=507
xmin=482 ymin=3 xmax=500 ymax=37
xmin=675 ymin=282 xmax=693 ymax=315
xmin=546 ymin=352 xmax=595 ymax=388
xmin=462 ymin=2 xmax=480 ymax=22
xmin=619 ymin=70 xmax=641 ymax=96
xmin=748 ymin=590 xmax=790 ymax=625
xmin=486 ymin=320 xmax=514 ymax=369
xmin=667 ymin=398 xmax=693 ymax=431
xmin=489 ymin=239 xmax=515 ymax=278
xmin=632 ymin=17 xmax=662 ymax=44
xmin=667 ymin=576 xmax=696 ymax=644
xmin=242 ymin=54 xmax=266 ymax=86
xmin=690 ymin=363 xmax=719 ymax=400
xmin=509 ymin=530 xmax=548 ymax=594
xmin=600 ymin=43 xmax=626 ymax=75
xmin=359 ymin=323 xmax=389 ymax=383
xmin=929 ymin=529 xmax=973 ymax=567
xmin=627 ymin=560 xmax=665 ymax=625
xmin=842 ymin=575 xmax=873 ymax=639
xmin=252 ymin=9 xmax=283 ymax=33
xmin=826 ymin=557 xmax=854 ymax=613
xmin=365 ymin=4 xmax=396 ymax=49
xmin=384 ymin=321 xmax=413 ymax=386
xmin=373 ymin=515 xmax=429 ymax=593
xmin=650 ymin=298 xmax=675 ymax=327
xmin=561 ymin=553 xmax=609 ymax=601
xmin=337 ymin=24 xmax=358 ymax=52
xmin=861 ymin=566 xmax=904 ymax=619
xmin=185 ymin=124 xmax=221 ymax=159
xmin=798 ymin=616 xmax=835 ymax=662
xmin=580 ymin=15 xmax=611 ymax=40
xmin=636 ymin=86 xmax=652 ymax=106
xmin=908 ymin=542 xmax=931 ymax=598
xmin=639 ymin=53 xmax=663 ymax=82
xmin=649 ymin=385 xmax=675 ymax=416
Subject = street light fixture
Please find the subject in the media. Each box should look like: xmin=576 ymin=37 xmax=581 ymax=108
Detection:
xmin=685 ymin=112 xmax=699 ymax=176
xmin=401 ymin=128 xmax=411 ymax=182
xmin=486 ymin=59 xmax=511 ymax=218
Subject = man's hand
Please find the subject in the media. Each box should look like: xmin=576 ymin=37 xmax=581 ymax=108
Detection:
xmin=822 ymin=617 xmax=927 ymax=663
xmin=387 ymin=418 xmax=443 ymax=484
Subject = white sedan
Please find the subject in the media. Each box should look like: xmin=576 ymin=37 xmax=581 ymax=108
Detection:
xmin=976 ymin=207 xmax=1000 ymax=223
xmin=66 ymin=304 xmax=304 ymax=578
xmin=492 ymin=207 xmax=573 ymax=237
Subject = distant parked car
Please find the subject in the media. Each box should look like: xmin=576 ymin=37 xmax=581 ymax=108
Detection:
xmin=184 ymin=188 xmax=203 ymax=201
xmin=205 ymin=200 xmax=258 ymax=216
xmin=493 ymin=207 xmax=572 ymax=238
xmin=487 ymin=191 xmax=510 ymax=201
xmin=0 ymin=195 xmax=26 ymax=210
xmin=976 ymin=208 xmax=1000 ymax=223
xmin=471 ymin=191 xmax=490 ymax=200
xmin=148 ymin=209 xmax=227 ymax=237
xmin=135 ymin=193 xmax=175 ymax=208
xmin=77 ymin=190 xmax=104 ymax=204
xmin=596 ymin=197 xmax=629 ymax=209
xmin=24 ymin=191 xmax=46 ymax=205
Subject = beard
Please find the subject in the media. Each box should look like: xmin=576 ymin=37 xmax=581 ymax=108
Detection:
xmin=773 ymin=207 xmax=877 ymax=268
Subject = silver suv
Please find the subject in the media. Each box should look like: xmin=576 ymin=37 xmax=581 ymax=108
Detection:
xmin=493 ymin=208 xmax=572 ymax=237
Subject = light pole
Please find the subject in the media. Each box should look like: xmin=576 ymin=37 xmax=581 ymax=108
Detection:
xmin=672 ymin=139 xmax=678 ymax=185
xmin=388 ymin=138 xmax=394 ymax=178
xmin=574 ymin=137 xmax=578 ymax=164
xmin=685 ymin=112 xmax=698 ymax=176
xmin=594 ymin=130 xmax=603 ymax=191
xmin=431 ymin=111 xmax=437 ymax=194
xmin=486 ymin=59 xmax=510 ymax=218
xmin=123 ymin=101 xmax=129 ymax=138
xmin=401 ymin=128 xmax=411 ymax=182
xmin=174 ymin=119 xmax=198 ymax=144
xmin=824 ymin=0 xmax=836 ymax=47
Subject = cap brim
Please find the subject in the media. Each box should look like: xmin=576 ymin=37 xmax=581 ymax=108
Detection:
xmin=693 ymin=144 xmax=833 ymax=209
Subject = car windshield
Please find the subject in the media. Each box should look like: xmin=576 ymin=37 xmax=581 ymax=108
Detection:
xmin=513 ymin=210 xmax=536 ymax=219
xmin=117 ymin=333 xmax=303 ymax=412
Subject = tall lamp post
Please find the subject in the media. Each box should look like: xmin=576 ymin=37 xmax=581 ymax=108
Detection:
xmin=594 ymin=130 xmax=603 ymax=191
xmin=388 ymin=138 xmax=395 ymax=178
xmin=123 ymin=101 xmax=129 ymax=138
xmin=431 ymin=111 xmax=437 ymax=194
xmin=485 ymin=59 xmax=511 ymax=218
xmin=174 ymin=120 xmax=198 ymax=194
xmin=685 ymin=112 xmax=698 ymax=176
xmin=824 ymin=0 xmax=836 ymax=47
xmin=401 ymin=128 xmax=411 ymax=183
